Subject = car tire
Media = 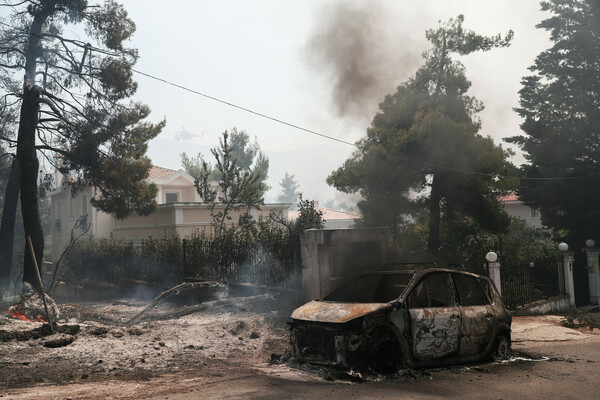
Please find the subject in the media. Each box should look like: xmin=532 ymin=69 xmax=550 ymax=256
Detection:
xmin=491 ymin=334 xmax=511 ymax=361
xmin=373 ymin=337 xmax=401 ymax=374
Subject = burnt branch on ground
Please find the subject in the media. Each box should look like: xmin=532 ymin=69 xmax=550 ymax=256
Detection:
xmin=129 ymin=293 xmax=276 ymax=325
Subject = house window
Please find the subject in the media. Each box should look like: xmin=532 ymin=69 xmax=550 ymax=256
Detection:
xmin=165 ymin=193 xmax=178 ymax=203
xmin=68 ymin=198 xmax=74 ymax=217
xmin=530 ymin=208 xmax=537 ymax=217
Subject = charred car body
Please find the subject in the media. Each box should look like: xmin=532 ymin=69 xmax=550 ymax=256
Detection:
xmin=290 ymin=268 xmax=511 ymax=371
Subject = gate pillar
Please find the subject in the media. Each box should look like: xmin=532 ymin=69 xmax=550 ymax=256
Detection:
xmin=486 ymin=252 xmax=501 ymax=296
xmin=584 ymin=245 xmax=600 ymax=305
xmin=561 ymin=251 xmax=576 ymax=307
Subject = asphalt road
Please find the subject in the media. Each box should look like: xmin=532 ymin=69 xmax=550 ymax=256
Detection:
xmin=144 ymin=335 xmax=600 ymax=400
xmin=3 ymin=316 xmax=600 ymax=400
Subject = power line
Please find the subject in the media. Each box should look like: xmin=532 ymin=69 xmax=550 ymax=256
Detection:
xmin=131 ymin=69 xmax=585 ymax=181
xmin=0 ymin=18 xmax=587 ymax=181
xmin=131 ymin=69 xmax=355 ymax=148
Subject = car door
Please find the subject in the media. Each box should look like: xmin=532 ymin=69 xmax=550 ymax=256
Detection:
xmin=452 ymin=273 xmax=496 ymax=356
xmin=407 ymin=272 xmax=460 ymax=360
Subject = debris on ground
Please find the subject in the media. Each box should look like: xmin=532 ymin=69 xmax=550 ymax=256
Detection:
xmin=0 ymin=323 xmax=80 ymax=342
xmin=560 ymin=308 xmax=600 ymax=332
xmin=124 ymin=281 xmax=227 ymax=325
xmin=0 ymin=298 xmax=289 ymax=388
xmin=7 ymin=282 xmax=60 ymax=322
xmin=42 ymin=333 xmax=76 ymax=348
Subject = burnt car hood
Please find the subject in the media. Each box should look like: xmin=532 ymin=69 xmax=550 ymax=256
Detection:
xmin=291 ymin=300 xmax=392 ymax=324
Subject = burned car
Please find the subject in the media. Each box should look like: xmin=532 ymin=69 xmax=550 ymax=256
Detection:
xmin=290 ymin=268 xmax=511 ymax=372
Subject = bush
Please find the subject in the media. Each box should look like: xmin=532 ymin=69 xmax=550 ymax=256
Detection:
xmin=391 ymin=218 xmax=556 ymax=273
xmin=58 ymin=197 xmax=324 ymax=288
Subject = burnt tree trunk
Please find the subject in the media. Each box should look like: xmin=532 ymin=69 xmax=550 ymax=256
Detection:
xmin=16 ymin=10 xmax=49 ymax=290
xmin=17 ymin=86 xmax=43 ymax=289
xmin=0 ymin=157 xmax=21 ymax=291
xmin=427 ymin=172 xmax=441 ymax=255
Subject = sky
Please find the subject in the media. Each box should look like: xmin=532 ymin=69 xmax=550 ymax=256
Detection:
xmin=4 ymin=0 xmax=554 ymax=208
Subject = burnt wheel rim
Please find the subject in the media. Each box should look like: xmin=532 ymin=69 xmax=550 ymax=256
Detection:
xmin=493 ymin=336 xmax=510 ymax=360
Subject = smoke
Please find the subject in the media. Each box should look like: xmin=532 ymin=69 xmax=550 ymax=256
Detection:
xmin=323 ymin=191 xmax=363 ymax=214
xmin=305 ymin=1 xmax=422 ymax=120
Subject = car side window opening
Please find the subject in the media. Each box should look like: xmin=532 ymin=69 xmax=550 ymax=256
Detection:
xmin=409 ymin=273 xmax=453 ymax=308
xmin=453 ymin=274 xmax=490 ymax=306
xmin=478 ymin=278 xmax=495 ymax=304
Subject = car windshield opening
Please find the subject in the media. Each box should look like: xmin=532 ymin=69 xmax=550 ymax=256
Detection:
xmin=323 ymin=273 xmax=414 ymax=303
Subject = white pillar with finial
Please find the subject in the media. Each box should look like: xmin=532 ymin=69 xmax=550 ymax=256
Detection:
xmin=559 ymin=243 xmax=576 ymax=307
xmin=486 ymin=252 xmax=501 ymax=296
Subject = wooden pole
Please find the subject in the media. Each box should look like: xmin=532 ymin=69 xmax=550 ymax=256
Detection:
xmin=27 ymin=236 xmax=53 ymax=333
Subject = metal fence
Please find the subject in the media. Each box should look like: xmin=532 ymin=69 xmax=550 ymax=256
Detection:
xmin=500 ymin=256 xmax=563 ymax=310
xmin=59 ymin=235 xmax=300 ymax=290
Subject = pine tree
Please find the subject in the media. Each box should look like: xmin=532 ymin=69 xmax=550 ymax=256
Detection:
xmin=328 ymin=15 xmax=514 ymax=254
xmin=278 ymin=172 xmax=300 ymax=208
xmin=191 ymin=131 xmax=265 ymax=235
xmin=0 ymin=1 xmax=164 ymax=289
xmin=507 ymin=0 xmax=600 ymax=243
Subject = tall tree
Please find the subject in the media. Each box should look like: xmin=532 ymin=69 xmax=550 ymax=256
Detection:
xmin=278 ymin=172 xmax=299 ymax=208
xmin=0 ymin=95 xmax=20 ymax=292
xmin=181 ymin=127 xmax=269 ymax=197
xmin=0 ymin=1 xmax=164 ymax=289
xmin=507 ymin=0 xmax=600 ymax=244
xmin=191 ymin=131 xmax=265 ymax=235
xmin=328 ymin=15 xmax=514 ymax=254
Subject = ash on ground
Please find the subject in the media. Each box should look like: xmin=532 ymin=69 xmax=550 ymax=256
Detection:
xmin=0 ymin=300 xmax=289 ymax=388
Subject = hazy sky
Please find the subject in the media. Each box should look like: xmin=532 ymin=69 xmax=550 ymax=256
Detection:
xmin=5 ymin=1 xmax=554 ymax=207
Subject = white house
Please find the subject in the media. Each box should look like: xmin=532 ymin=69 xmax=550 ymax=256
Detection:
xmin=498 ymin=193 xmax=542 ymax=229
xmin=50 ymin=166 xmax=290 ymax=262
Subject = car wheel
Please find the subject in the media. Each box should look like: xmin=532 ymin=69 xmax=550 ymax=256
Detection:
xmin=373 ymin=338 xmax=401 ymax=373
xmin=491 ymin=334 xmax=511 ymax=361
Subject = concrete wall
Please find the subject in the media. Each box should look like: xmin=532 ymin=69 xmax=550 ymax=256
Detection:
xmin=511 ymin=294 xmax=572 ymax=316
xmin=300 ymin=227 xmax=390 ymax=301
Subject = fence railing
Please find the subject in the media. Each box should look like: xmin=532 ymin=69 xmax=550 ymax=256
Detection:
xmin=59 ymin=235 xmax=300 ymax=290
xmin=500 ymin=256 xmax=563 ymax=310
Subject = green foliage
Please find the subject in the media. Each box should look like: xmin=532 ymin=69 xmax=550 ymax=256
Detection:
xmin=184 ymin=130 xmax=267 ymax=235
xmin=181 ymin=127 xmax=269 ymax=196
xmin=560 ymin=308 xmax=600 ymax=332
xmin=0 ymin=0 xmax=164 ymax=223
xmin=391 ymin=218 xmax=556 ymax=273
xmin=328 ymin=15 xmax=514 ymax=252
xmin=278 ymin=172 xmax=300 ymax=209
xmin=507 ymin=0 xmax=600 ymax=245
xmin=59 ymin=196 xmax=324 ymax=288
xmin=292 ymin=194 xmax=325 ymax=232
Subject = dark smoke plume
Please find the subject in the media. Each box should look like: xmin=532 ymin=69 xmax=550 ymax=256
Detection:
xmin=305 ymin=1 xmax=422 ymax=120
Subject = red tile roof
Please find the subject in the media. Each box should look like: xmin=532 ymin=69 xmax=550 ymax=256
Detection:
xmin=147 ymin=166 xmax=177 ymax=180
xmin=498 ymin=193 xmax=519 ymax=202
